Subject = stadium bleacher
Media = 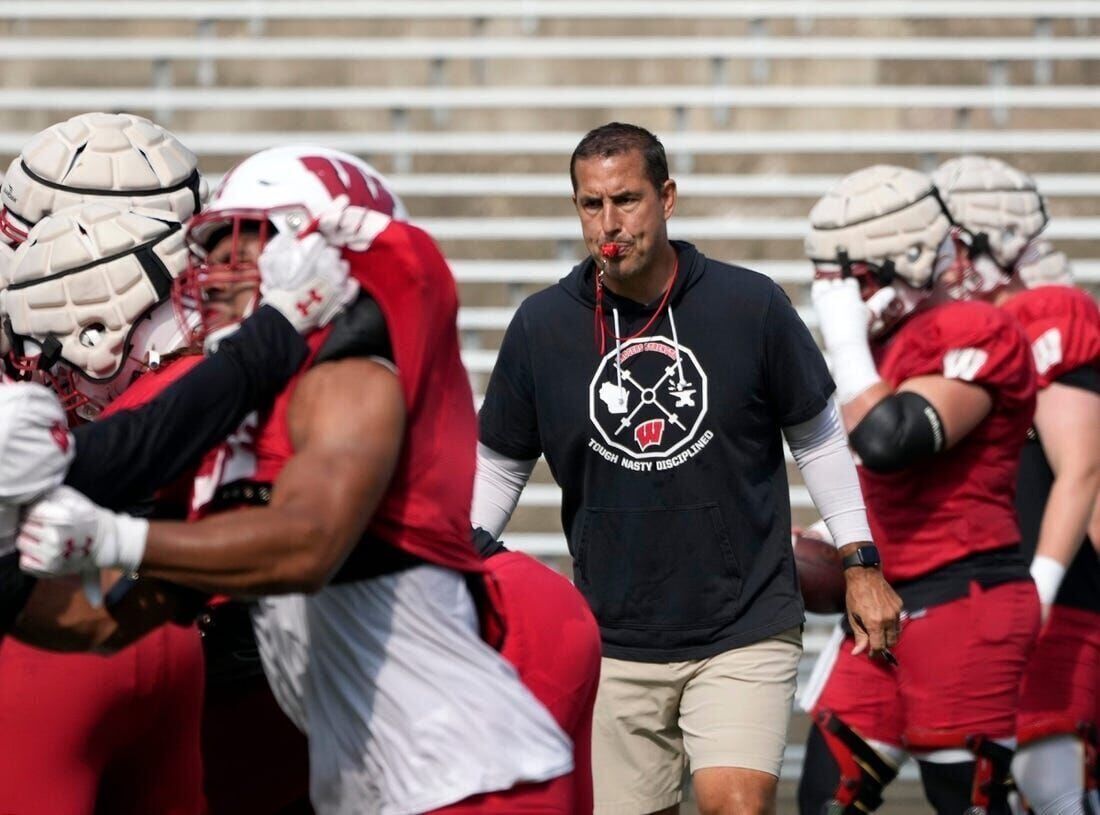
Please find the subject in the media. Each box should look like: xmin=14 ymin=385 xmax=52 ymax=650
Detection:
xmin=2 ymin=2 xmax=1096 ymax=805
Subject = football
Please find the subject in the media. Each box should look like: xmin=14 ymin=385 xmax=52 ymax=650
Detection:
xmin=793 ymin=530 xmax=847 ymax=614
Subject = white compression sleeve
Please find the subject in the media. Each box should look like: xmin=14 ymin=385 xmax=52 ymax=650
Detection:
xmin=784 ymin=401 xmax=873 ymax=547
xmin=471 ymin=442 xmax=537 ymax=539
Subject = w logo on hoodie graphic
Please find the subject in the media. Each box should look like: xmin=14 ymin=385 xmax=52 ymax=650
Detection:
xmin=589 ymin=335 xmax=709 ymax=461
xmin=634 ymin=419 xmax=665 ymax=451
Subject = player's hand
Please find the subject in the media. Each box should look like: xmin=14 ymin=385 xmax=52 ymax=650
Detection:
xmin=259 ymin=232 xmax=358 ymax=334
xmin=16 ymin=486 xmax=148 ymax=578
xmin=317 ymin=193 xmax=393 ymax=253
xmin=841 ymin=547 xmax=902 ymax=662
xmin=811 ymin=277 xmax=872 ymax=353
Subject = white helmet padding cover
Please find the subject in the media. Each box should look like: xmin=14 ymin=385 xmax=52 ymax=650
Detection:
xmin=1 ymin=112 xmax=206 ymax=241
xmin=4 ymin=203 xmax=188 ymax=382
xmin=805 ymin=164 xmax=952 ymax=290
xmin=933 ymin=155 xmax=1048 ymax=271
xmin=1016 ymin=240 xmax=1074 ymax=288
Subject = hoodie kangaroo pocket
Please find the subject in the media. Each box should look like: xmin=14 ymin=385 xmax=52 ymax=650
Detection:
xmin=574 ymin=503 xmax=742 ymax=630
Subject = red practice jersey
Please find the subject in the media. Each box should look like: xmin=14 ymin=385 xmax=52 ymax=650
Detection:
xmin=191 ymin=220 xmax=484 ymax=575
xmin=1001 ymin=285 xmax=1100 ymax=390
xmin=861 ymin=300 xmax=1037 ymax=582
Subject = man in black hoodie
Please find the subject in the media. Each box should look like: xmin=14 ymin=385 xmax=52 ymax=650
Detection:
xmin=474 ymin=123 xmax=902 ymax=815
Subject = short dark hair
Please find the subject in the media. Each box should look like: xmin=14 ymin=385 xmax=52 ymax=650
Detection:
xmin=569 ymin=122 xmax=670 ymax=192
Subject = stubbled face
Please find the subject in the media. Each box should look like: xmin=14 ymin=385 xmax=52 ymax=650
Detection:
xmin=573 ymin=150 xmax=676 ymax=288
xmin=201 ymin=231 xmax=263 ymax=332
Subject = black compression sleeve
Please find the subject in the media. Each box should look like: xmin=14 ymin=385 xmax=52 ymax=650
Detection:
xmin=67 ymin=306 xmax=308 ymax=510
xmin=849 ymin=391 xmax=946 ymax=473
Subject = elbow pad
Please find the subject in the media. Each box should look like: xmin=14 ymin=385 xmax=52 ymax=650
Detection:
xmin=849 ymin=392 xmax=945 ymax=473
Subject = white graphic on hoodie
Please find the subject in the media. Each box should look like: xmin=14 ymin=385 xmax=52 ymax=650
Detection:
xmin=589 ymin=334 xmax=709 ymax=462
xmin=598 ymin=382 xmax=630 ymax=415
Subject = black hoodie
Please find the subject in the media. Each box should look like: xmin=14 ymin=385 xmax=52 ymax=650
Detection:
xmin=479 ymin=241 xmax=834 ymax=661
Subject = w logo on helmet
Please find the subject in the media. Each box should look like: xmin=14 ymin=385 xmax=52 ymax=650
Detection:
xmin=299 ymin=156 xmax=397 ymax=216
xmin=634 ymin=419 xmax=665 ymax=452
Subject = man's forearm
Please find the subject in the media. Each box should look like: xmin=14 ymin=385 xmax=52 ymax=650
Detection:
xmin=471 ymin=443 xmax=536 ymax=538
xmin=1036 ymin=470 xmax=1100 ymax=568
xmin=141 ymin=506 xmax=342 ymax=596
xmin=784 ymin=402 xmax=873 ymax=547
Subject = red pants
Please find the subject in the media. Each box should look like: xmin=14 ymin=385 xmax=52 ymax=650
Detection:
xmin=431 ymin=552 xmax=602 ymax=814
xmin=0 ymin=624 xmax=205 ymax=815
xmin=815 ymin=579 xmax=1039 ymax=751
xmin=1017 ymin=604 xmax=1100 ymax=744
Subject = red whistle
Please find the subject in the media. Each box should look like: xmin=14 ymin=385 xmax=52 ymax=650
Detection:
xmin=600 ymin=243 xmax=621 ymax=260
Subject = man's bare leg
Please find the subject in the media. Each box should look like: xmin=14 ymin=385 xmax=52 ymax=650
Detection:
xmin=692 ymin=767 xmax=777 ymax=815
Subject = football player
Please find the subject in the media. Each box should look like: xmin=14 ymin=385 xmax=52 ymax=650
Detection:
xmin=936 ymin=155 xmax=1100 ymax=815
xmin=0 ymin=113 xmax=211 ymax=815
xmin=0 ymin=201 xmax=352 ymax=813
xmin=16 ymin=146 xmax=585 ymax=814
xmin=0 ymin=112 xmax=350 ymax=814
xmin=798 ymin=165 xmax=1040 ymax=814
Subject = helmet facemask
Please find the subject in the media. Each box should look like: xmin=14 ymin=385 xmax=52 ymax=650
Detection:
xmin=5 ymin=333 xmax=100 ymax=420
xmin=811 ymin=250 xmax=930 ymax=339
xmin=178 ymin=210 xmax=298 ymax=344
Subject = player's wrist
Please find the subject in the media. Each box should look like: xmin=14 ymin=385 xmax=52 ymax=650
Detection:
xmin=97 ymin=512 xmax=149 ymax=573
xmin=829 ymin=338 xmax=881 ymax=404
xmin=1030 ymin=555 xmax=1066 ymax=607
xmin=839 ymin=542 xmax=882 ymax=575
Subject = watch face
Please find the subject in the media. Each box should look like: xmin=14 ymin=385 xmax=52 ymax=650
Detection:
xmin=859 ymin=546 xmax=881 ymax=566
xmin=844 ymin=545 xmax=881 ymax=568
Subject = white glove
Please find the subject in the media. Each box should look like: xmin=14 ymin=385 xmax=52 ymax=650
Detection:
xmin=16 ymin=485 xmax=148 ymax=578
xmin=0 ymin=382 xmax=75 ymax=503
xmin=259 ymin=232 xmax=358 ymax=334
xmin=1030 ymin=554 xmax=1066 ymax=624
xmin=811 ymin=278 xmax=881 ymax=404
xmin=317 ymin=194 xmax=393 ymax=252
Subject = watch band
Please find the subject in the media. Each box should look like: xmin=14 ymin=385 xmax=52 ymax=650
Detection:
xmin=842 ymin=544 xmax=881 ymax=570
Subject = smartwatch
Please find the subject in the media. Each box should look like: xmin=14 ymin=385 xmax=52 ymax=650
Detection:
xmin=842 ymin=545 xmax=881 ymax=570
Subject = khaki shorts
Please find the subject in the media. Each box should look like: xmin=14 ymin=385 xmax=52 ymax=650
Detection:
xmin=592 ymin=627 xmax=802 ymax=815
